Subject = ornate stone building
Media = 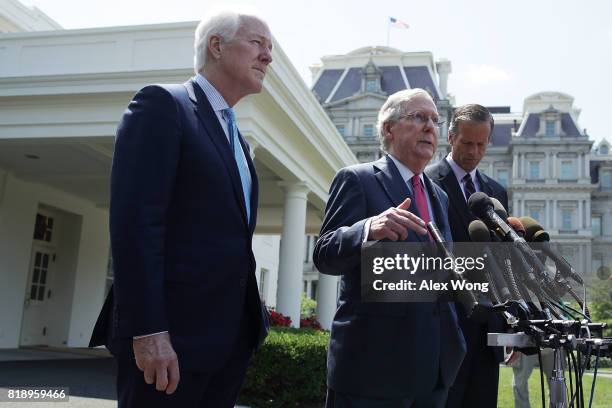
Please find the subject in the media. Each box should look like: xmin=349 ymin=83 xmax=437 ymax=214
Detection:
xmin=310 ymin=47 xmax=611 ymax=278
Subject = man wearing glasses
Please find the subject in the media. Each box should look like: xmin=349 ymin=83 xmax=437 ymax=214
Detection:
xmin=314 ymin=89 xmax=466 ymax=407
xmin=426 ymin=104 xmax=508 ymax=407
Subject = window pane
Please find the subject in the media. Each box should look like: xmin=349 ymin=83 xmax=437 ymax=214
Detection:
xmin=363 ymin=124 xmax=374 ymax=137
xmin=529 ymin=162 xmax=540 ymax=179
xmin=35 ymin=252 xmax=41 ymax=267
xmin=37 ymin=285 xmax=45 ymax=301
xmin=336 ymin=124 xmax=345 ymax=136
xmin=42 ymin=254 xmax=49 ymax=268
xmin=562 ymin=210 xmax=572 ymax=230
xmin=40 ymin=269 xmax=47 ymax=285
xmin=497 ymin=169 xmax=509 ymax=187
xmin=561 ymin=161 xmax=574 ymax=179
xmin=34 ymin=214 xmax=46 ymax=240
xmin=32 ymin=268 xmax=40 ymax=283
xmin=30 ymin=285 xmax=38 ymax=300
xmin=546 ymin=120 xmax=555 ymax=137
xmin=592 ymin=216 xmax=602 ymax=236
xmin=366 ymin=79 xmax=376 ymax=92
xmin=530 ymin=210 xmax=541 ymax=223
xmin=602 ymin=170 xmax=612 ymax=189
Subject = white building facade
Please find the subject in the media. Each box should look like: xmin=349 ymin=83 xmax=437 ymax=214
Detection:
xmin=0 ymin=1 xmax=354 ymax=348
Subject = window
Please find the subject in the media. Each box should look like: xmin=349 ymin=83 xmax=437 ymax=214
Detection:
xmin=366 ymin=79 xmax=377 ymax=92
xmin=497 ymin=169 xmax=509 ymax=188
xmin=336 ymin=124 xmax=345 ymax=136
xmin=259 ymin=268 xmax=268 ymax=298
xmin=363 ymin=124 xmax=374 ymax=137
xmin=592 ymin=215 xmax=602 ymax=236
xmin=601 ymin=169 xmax=612 ymax=189
xmin=311 ymin=280 xmax=318 ymax=301
xmin=34 ymin=213 xmax=54 ymax=242
xmin=545 ymin=120 xmax=555 ymax=137
xmin=562 ymin=210 xmax=573 ymax=231
xmin=529 ymin=161 xmax=540 ymax=179
xmin=561 ymin=160 xmax=575 ymax=179
xmin=530 ymin=209 xmax=542 ymax=224
xmin=600 ymin=145 xmax=609 ymax=155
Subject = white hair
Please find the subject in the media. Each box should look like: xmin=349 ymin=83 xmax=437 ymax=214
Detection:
xmin=193 ymin=8 xmax=266 ymax=74
xmin=376 ymin=88 xmax=434 ymax=151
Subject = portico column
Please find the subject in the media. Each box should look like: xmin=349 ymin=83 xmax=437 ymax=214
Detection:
xmin=316 ymin=272 xmax=339 ymax=330
xmin=276 ymin=182 xmax=309 ymax=328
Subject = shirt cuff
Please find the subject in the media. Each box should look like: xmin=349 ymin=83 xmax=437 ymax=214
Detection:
xmin=363 ymin=217 xmax=372 ymax=242
xmin=133 ymin=331 xmax=168 ymax=339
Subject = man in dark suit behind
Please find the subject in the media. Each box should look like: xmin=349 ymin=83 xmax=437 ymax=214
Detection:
xmin=314 ymin=89 xmax=466 ymax=408
xmin=425 ymin=104 xmax=508 ymax=407
xmin=89 ymin=10 xmax=273 ymax=407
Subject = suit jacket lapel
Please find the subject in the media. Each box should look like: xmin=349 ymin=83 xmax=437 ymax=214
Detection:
xmin=476 ymin=170 xmax=493 ymax=197
xmin=185 ymin=80 xmax=250 ymax=230
xmin=423 ymin=174 xmax=447 ymax=233
xmin=437 ymin=158 xmax=472 ymax=234
xmin=374 ymin=155 xmax=426 ymax=243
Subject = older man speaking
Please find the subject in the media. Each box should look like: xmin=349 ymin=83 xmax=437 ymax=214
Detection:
xmin=314 ymin=89 xmax=466 ymax=407
xmin=89 ymin=10 xmax=273 ymax=407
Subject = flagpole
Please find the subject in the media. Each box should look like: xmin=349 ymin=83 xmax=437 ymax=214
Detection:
xmin=386 ymin=19 xmax=390 ymax=47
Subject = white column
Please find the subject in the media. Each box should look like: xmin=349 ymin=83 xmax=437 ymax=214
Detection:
xmin=584 ymin=152 xmax=589 ymax=178
xmin=548 ymin=152 xmax=554 ymax=179
xmin=553 ymin=200 xmax=558 ymax=229
xmin=513 ymin=153 xmax=519 ymax=179
xmin=586 ymin=199 xmax=592 ymax=230
xmin=316 ymin=272 xmax=339 ymax=330
xmin=578 ymin=200 xmax=583 ymax=229
xmin=276 ymin=182 xmax=309 ymax=328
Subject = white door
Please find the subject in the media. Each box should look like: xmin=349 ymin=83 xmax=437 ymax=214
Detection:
xmin=20 ymin=210 xmax=58 ymax=346
xmin=20 ymin=246 xmax=55 ymax=345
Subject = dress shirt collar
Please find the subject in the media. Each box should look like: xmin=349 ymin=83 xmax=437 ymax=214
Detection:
xmin=446 ymin=152 xmax=478 ymax=186
xmin=194 ymin=73 xmax=230 ymax=113
xmin=388 ymin=154 xmax=425 ymax=186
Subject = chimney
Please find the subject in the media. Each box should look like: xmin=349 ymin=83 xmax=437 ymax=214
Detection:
xmin=436 ymin=59 xmax=452 ymax=100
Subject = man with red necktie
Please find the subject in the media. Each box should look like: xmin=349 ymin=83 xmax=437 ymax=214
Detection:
xmin=314 ymin=89 xmax=466 ymax=407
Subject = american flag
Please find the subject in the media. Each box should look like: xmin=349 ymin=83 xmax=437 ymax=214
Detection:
xmin=389 ymin=17 xmax=409 ymax=29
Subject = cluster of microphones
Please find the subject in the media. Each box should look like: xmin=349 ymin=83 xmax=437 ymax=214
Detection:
xmin=426 ymin=191 xmax=587 ymax=323
xmin=426 ymin=192 xmax=610 ymax=407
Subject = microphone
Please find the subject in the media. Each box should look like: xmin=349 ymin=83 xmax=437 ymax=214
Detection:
xmin=490 ymin=197 xmax=508 ymax=220
xmin=427 ymin=221 xmax=491 ymax=322
xmin=468 ymin=220 xmax=512 ymax=302
xmin=468 ymin=193 xmax=560 ymax=307
xmin=507 ymin=217 xmax=526 ymax=237
xmin=519 ymin=217 xmax=584 ymax=285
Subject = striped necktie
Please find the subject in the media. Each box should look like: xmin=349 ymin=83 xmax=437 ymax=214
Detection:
xmin=222 ymin=108 xmax=251 ymax=222
xmin=462 ymin=173 xmax=476 ymax=201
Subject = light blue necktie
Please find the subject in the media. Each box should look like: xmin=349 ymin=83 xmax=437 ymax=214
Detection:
xmin=222 ymin=108 xmax=251 ymax=222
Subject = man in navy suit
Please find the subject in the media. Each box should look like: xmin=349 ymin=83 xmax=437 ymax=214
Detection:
xmin=314 ymin=89 xmax=466 ymax=407
xmin=89 ymin=10 xmax=273 ymax=407
xmin=425 ymin=104 xmax=508 ymax=408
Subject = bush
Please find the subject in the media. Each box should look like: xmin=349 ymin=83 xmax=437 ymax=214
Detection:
xmin=300 ymin=316 xmax=322 ymax=330
xmin=238 ymin=327 xmax=329 ymax=407
xmin=268 ymin=310 xmax=292 ymax=327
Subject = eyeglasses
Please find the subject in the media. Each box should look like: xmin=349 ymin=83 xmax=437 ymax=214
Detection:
xmin=399 ymin=112 xmax=445 ymax=127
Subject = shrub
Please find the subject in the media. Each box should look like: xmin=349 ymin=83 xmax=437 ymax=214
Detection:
xmin=238 ymin=327 xmax=329 ymax=407
xmin=300 ymin=316 xmax=322 ymax=331
xmin=268 ymin=310 xmax=292 ymax=327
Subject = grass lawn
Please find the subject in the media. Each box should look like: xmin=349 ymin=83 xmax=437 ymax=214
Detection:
xmin=498 ymin=366 xmax=612 ymax=408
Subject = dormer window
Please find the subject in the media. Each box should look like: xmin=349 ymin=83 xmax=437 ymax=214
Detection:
xmin=545 ymin=120 xmax=555 ymax=137
xmin=537 ymin=105 xmax=562 ymax=137
xmin=366 ymin=79 xmax=377 ymax=93
xmin=600 ymin=144 xmax=609 ymax=155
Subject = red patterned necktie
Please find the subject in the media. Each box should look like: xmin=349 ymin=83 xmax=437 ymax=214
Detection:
xmin=411 ymin=175 xmax=432 ymax=241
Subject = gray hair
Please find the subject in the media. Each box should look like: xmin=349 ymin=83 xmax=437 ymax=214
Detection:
xmin=448 ymin=104 xmax=494 ymax=137
xmin=376 ymin=88 xmax=434 ymax=152
xmin=193 ymin=9 xmax=265 ymax=74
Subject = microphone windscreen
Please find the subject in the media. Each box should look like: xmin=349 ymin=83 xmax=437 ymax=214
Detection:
xmin=467 ymin=192 xmax=492 ymax=219
xmin=518 ymin=216 xmax=543 ymax=242
xmin=468 ymin=220 xmax=491 ymax=242
xmin=532 ymin=229 xmax=550 ymax=243
xmin=507 ymin=217 xmax=525 ymax=237
xmin=491 ymin=197 xmax=508 ymax=220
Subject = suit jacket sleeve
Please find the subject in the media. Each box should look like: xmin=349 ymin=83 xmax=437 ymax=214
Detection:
xmin=109 ymin=85 xmax=181 ymax=338
xmin=313 ymin=167 xmax=368 ymax=276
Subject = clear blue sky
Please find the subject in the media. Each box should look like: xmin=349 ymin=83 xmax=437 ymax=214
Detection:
xmin=23 ymin=0 xmax=612 ymax=145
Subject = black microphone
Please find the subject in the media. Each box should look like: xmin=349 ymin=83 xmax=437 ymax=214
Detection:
xmin=519 ymin=216 xmax=584 ymax=285
xmin=468 ymin=220 xmax=512 ymax=302
xmin=427 ymin=221 xmax=491 ymax=322
xmin=468 ymin=193 xmax=561 ymax=307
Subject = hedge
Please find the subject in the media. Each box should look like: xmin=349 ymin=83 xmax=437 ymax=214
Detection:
xmin=237 ymin=327 xmax=329 ymax=407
